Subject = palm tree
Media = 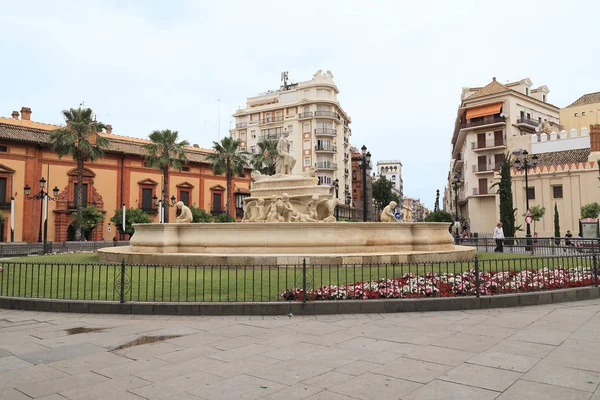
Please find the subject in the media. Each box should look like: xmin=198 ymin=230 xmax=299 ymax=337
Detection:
xmin=50 ymin=108 xmax=108 ymax=241
xmin=250 ymin=140 xmax=279 ymax=175
xmin=144 ymin=129 xmax=190 ymax=223
xmin=205 ymin=137 xmax=249 ymax=220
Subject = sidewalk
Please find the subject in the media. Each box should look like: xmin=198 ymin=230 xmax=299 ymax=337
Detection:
xmin=1 ymin=300 xmax=600 ymax=399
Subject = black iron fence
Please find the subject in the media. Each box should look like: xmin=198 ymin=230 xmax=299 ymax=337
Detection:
xmin=457 ymin=237 xmax=600 ymax=256
xmin=0 ymin=252 xmax=597 ymax=303
xmin=0 ymin=241 xmax=130 ymax=258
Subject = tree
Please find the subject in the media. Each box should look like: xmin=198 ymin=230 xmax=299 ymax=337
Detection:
xmin=250 ymin=140 xmax=278 ymax=175
xmin=110 ymin=208 xmax=152 ymax=238
xmin=491 ymin=153 xmax=517 ymax=238
xmin=524 ymin=205 xmax=545 ymax=233
xmin=434 ymin=189 xmax=440 ymax=212
xmin=554 ymin=203 xmax=560 ymax=242
xmin=188 ymin=205 xmax=213 ymax=223
xmin=145 ymin=129 xmax=190 ymax=223
xmin=581 ymin=202 xmax=600 ymax=219
xmin=214 ymin=213 xmax=236 ymax=223
xmin=424 ymin=210 xmax=454 ymax=223
xmin=50 ymin=108 xmax=108 ymax=241
xmin=71 ymin=206 xmax=104 ymax=232
xmin=205 ymin=137 xmax=249 ymax=220
xmin=372 ymin=176 xmax=400 ymax=210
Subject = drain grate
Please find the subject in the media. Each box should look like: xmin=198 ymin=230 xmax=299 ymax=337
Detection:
xmin=111 ymin=335 xmax=181 ymax=351
xmin=65 ymin=327 xmax=106 ymax=335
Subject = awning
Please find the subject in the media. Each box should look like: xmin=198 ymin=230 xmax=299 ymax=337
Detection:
xmin=465 ymin=103 xmax=502 ymax=120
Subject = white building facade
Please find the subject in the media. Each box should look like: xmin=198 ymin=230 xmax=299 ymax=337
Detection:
xmin=231 ymin=71 xmax=352 ymax=202
xmin=375 ymin=160 xmax=404 ymax=207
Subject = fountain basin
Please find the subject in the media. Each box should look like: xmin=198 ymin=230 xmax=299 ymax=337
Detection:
xmin=97 ymin=222 xmax=476 ymax=265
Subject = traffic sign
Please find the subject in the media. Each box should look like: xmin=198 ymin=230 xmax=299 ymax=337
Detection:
xmin=394 ymin=212 xmax=402 ymax=220
xmin=525 ymin=215 xmax=533 ymax=225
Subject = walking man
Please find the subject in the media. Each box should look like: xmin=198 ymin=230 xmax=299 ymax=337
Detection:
xmin=493 ymin=222 xmax=505 ymax=253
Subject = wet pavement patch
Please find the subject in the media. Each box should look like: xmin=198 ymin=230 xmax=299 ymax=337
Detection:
xmin=65 ymin=327 xmax=106 ymax=335
xmin=111 ymin=335 xmax=181 ymax=351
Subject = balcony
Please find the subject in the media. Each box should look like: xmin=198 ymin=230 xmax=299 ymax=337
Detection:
xmin=472 ymin=164 xmax=497 ymax=173
xmin=454 ymin=154 xmax=464 ymax=171
xmin=471 ymin=138 xmax=506 ymax=151
xmin=315 ymin=128 xmax=337 ymax=137
xmin=472 ymin=187 xmax=494 ymax=196
xmin=344 ymin=168 xmax=349 ymax=176
xmin=236 ymin=122 xmax=247 ymax=128
xmin=315 ymin=144 xmax=337 ymax=153
xmin=460 ymin=115 xmax=505 ymax=129
xmin=343 ymin=136 xmax=349 ymax=145
xmin=315 ymin=161 xmax=337 ymax=170
xmin=258 ymin=133 xmax=281 ymax=142
xmin=516 ymin=117 xmax=539 ymax=129
xmin=298 ymin=112 xmax=313 ymax=119
xmin=259 ymin=116 xmax=284 ymax=124
xmin=315 ymin=111 xmax=340 ymax=119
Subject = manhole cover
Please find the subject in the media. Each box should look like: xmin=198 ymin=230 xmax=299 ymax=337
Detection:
xmin=65 ymin=327 xmax=106 ymax=335
xmin=111 ymin=335 xmax=181 ymax=351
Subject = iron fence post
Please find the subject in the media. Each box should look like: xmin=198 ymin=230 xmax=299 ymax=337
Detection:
xmin=474 ymin=254 xmax=480 ymax=298
xmin=120 ymin=259 xmax=126 ymax=304
xmin=593 ymin=252 xmax=598 ymax=288
xmin=302 ymin=258 xmax=307 ymax=303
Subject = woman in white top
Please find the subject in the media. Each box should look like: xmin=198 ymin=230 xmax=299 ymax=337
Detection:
xmin=493 ymin=222 xmax=505 ymax=253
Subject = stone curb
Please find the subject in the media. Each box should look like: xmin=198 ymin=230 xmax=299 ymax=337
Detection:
xmin=1 ymin=286 xmax=598 ymax=315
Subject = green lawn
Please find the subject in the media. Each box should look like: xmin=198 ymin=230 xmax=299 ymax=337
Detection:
xmin=1 ymin=250 xmax=594 ymax=302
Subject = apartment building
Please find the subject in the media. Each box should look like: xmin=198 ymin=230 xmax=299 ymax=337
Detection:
xmin=560 ymin=92 xmax=600 ymax=132
xmin=375 ymin=160 xmax=404 ymax=208
xmin=448 ymin=77 xmax=560 ymax=234
xmin=231 ymin=71 xmax=353 ymax=202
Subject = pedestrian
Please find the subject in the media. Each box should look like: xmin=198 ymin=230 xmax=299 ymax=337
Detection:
xmin=533 ymin=232 xmax=538 ymax=246
xmin=493 ymin=222 xmax=505 ymax=252
xmin=565 ymin=230 xmax=575 ymax=251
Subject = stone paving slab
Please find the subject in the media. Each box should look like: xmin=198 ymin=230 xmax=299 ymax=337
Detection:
xmin=4 ymin=298 xmax=600 ymax=398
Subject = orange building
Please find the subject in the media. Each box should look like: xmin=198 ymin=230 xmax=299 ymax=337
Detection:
xmin=0 ymin=107 xmax=251 ymax=243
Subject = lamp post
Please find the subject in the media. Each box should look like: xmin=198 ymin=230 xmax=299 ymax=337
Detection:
xmin=514 ymin=150 xmax=538 ymax=251
xmin=24 ymin=177 xmax=59 ymax=252
xmin=359 ymin=145 xmax=372 ymax=222
xmin=333 ymin=178 xmax=339 ymax=220
xmin=154 ymin=192 xmax=176 ymax=223
xmin=451 ymin=172 xmax=461 ymax=243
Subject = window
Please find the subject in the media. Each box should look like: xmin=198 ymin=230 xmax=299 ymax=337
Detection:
xmin=143 ymin=161 xmax=151 ymax=167
xmin=303 ymin=140 xmax=310 ymax=150
xmin=251 ymin=130 xmax=256 ymax=139
xmin=582 ymin=112 xmax=586 ymax=116
xmin=352 ymin=170 xmax=357 ymax=180
xmin=179 ymin=190 xmax=190 ymax=206
xmin=303 ymin=106 xmax=310 ymax=113
xmin=304 ymin=156 xmax=311 ymax=166
xmin=251 ymin=114 xmax=258 ymax=121
xmin=212 ymin=193 xmax=222 ymax=213
xmin=575 ymin=113 xmax=579 ymax=117
xmin=0 ymin=177 xmax=6 ymax=202
xmin=141 ymin=188 xmax=152 ymax=209
xmin=319 ymin=176 xmax=332 ymax=185
xmin=181 ymin=166 xmax=190 ymax=172
xmin=73 ymin=183 xmax=88 ymax=208
xmin=0 ymin=146 xmax=6 ymax=152
xmin=317 ymin=104 xmax=330 ymax=112
xmin=543 ymin=94 xmax=546 ymax=102
xmin=287 ymin=107 xmax=296 ymax=116
xmin=526 ymin=87 xmax=529 ymax=96
xmin=287 ymin=124 xmax=293 ymax=132
xmin=317 ymin=89 xmax=330 ymax=97
xmin=553 ymin=185 xmax=563 ymax=199
xmin=303 ymin=122 xmax=310 ymax=133
xmin=526 ymin=187 xmax=535 ymax=200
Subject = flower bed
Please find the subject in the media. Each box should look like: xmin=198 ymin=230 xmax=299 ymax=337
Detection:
xmin=280 ymin=266 xmax=596 ymax=301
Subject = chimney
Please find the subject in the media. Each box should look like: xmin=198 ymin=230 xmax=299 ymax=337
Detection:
xmin=105 ymin=124 xmax=112 ymax=134
xmin=492 ymin=77 xmax=496 ymax=82
xmin=11 ymin=111 xmax=19 ymax=120
xmin=20 ymin=107 xmax=32 ymax=121
xmin=193 ymin=144 xmax=199 ymax=148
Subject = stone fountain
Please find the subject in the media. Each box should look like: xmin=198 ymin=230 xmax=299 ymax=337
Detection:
xmin=98 ymin=134 xmax=475 ymax=265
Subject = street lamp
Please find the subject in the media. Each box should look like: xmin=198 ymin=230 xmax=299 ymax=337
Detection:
xmin=452 ymin=172 xmax=460 ymax=241
xmin=358 ymin=145 xmax=372 ymax=222
xmin=24 ymin=177 xmax=59 ymax=252
xmin=514 ymin=150 xmax=538 ymax=250
xmin=333 ymin=178 xmax=339 ymax=220
xmin=153 ymin=192 xmax=177 ymax=223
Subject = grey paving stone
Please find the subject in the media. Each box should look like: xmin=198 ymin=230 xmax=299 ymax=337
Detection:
xmin=49 ymin=352 xmax=130 ymax=375
xmin=301 ymin=371 xmax=354 ymax=389
xmin=364 ymin=328 xmax=442 ymax=345
xmin=134 ymin=356 xmax=227 ymax=382
xmin=130 ymin=371 xmax=220 ymax=400
xmin=35 ymin=395 xmax=72 ymax=400
xmin=284 ymin=321 xmax=346 ymax=336
xmin=523 ymin=361 xmax=600 ymax=392
xmin=433 ymin=332 xmax=503 ymax=353
xmin=476 ymin=311 xmax=541 ymax=329
xmin=405 ymin=346 xmax=478 ymax=366
xmin=260 ymin=384 xmax=322 ymax=400
xmin=261 ymin=341 xmax=324 ymax=361
xmin=199 ymin=355 xmax=278 ymax=379
xmin=205 ymin=335 xmax=264 ymax=351
xmin=372 ymin=357 xmax=453 ymax=384
xmin=497 ymin=379 xmax=592 ymax=400
xmin=327 ymin=371 xmax=422 ymax=399
xmin=0 ymin=364 xmax=68 ymax=391
xmin=404 ymin=379 xmax=500 ymax=400
xmin=60 ymin=375 xmax=150 ymax=400
xmin=440 ymin=363 xmax=523 ymax=392
xmin=467 ymin=350 xmax=541 ymax=372
xmin=246 ymin=360 xmax=332 ymax=385
xmin=154 ymin=346 xmax=221 ymax=363
xmin=0 ymin=389 xmax=32 ymax=400
xmin=205 ymin=343 xmax=275 ymax=362
xmin=297 ymin=347 xmax=368 ymax=369
xmin=0 ymin=356 xmax=31 ymax=372
xmin=334 ymin=360 xmax=381 ymax=376
xmin=113 ymin=342 xmax=183 ymax=360
xmin=466 ymin=324 xmax=520 ymax=339
xmin=487 ymin=339 xmax=557 ymax=359
xmin=544 ymin=343 xmax=600 ymax=372
xmin=509 ymin=328 xmax=572 ymax=346
xmin=160 ymin=394 xmax=203 ymax=400
xmin=310 ymin=390 xmax=356 ymax=400
xmin=0 ymin=350 xmax=12 ymax=358
xmin=187 ymin=373 xmax=286 ymax=400
xmin=92 ymin=357 xmax=170 ymax=379
xmin=18 ymin=343 xmax=105 ymax=365
xmin=336 ymin=336 xmax=422 ymax=354
xmin=16 ymin=371 xmax=107 ymax=398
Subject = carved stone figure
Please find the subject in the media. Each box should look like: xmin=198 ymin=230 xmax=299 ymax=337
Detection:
xmin=266 ymin=195 xmax=284 ymax=222
xmin=301 ymin=167 xmax=318 ymax=177
xmin=380 ymin=201 xmax=398 ymax=222
xmin=318 ymin=198 xmax=341 ymax=223
xmin=252 ymin=198 xmax=266 ymax=222
xmin=275 ymin=130 xmax=296 ymax=175
xmin=251 ymin=170 xmax=268 ymax=182
xmin=281 ymin=193 xmax=295 ymax=222
xmin=307 ymin=195 xmax=319 ymax=220
xmin=175 ymin=201 xmax=193 ymax=223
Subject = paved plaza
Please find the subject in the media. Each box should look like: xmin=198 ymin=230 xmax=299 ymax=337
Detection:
xmin=2 ymin=301 xmax=600 ymax=399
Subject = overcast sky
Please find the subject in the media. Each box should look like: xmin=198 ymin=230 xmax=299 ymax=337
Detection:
xmin=1 ymin=0 xmax=598 ymax=208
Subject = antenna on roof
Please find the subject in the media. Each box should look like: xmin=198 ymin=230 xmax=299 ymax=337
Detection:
xmin=281 ymin=71 xmax=289 ymax=90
